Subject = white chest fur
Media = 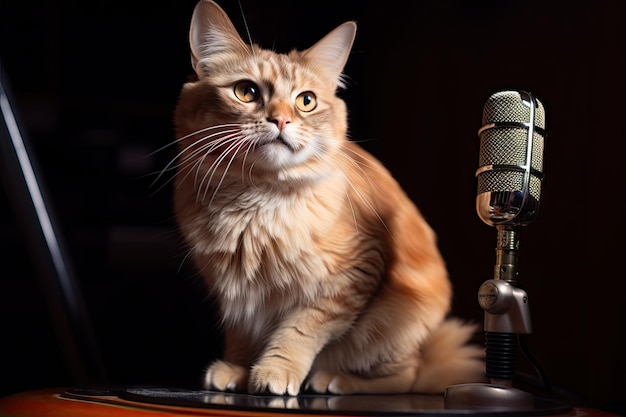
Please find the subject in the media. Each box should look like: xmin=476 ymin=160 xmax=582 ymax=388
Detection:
xmin=181 ymin=176 xmax=348 ymax=327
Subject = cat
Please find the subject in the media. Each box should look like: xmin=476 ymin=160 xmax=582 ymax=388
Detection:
xmin=170 ymin=0 xmax=486 ymax=396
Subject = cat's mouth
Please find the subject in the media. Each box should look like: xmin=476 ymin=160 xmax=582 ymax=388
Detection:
xmin=255 ymin=130 xmax=300 ymax=155
xmin=276 ymin=135 xmax=296 ymax=152
xmin=261 ymin=134 xmax=296 ymax=153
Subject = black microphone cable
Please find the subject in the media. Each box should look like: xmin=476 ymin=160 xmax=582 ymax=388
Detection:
xmin=517 ymin=333 xmax=553 ymax=396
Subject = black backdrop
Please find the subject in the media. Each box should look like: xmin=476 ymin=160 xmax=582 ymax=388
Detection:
xmin=1 ymin=0 xmax=624 ymax=414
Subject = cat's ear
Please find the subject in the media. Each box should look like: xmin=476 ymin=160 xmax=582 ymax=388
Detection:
xmin=303 ymin=21 xmax=357 ymax=89
xmin=189 ymin=0 xmax=250 ymax=77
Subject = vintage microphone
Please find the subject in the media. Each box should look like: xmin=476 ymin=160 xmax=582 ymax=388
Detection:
xmin=476 ymin=89 xmax=545 ymax=387
xmin=445 ymin=90 xmax=548 ymax=409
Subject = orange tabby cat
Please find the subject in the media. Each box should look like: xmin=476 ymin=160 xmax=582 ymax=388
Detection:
xmin=172 ymin=0 xmax=485 ymax=396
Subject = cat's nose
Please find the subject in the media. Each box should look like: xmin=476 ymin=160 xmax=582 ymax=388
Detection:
xmin=268 ymin=116 xmax=291 ymax=131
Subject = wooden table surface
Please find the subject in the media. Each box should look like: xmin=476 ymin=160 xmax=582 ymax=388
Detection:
xmin=0 ymin=387 xmax=621 ymax=417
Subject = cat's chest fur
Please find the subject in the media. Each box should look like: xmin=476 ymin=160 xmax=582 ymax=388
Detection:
xmin=178 ymin=174 xmax=351 ymax=319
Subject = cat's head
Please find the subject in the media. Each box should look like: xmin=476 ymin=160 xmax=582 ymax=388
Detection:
xmin=175 ymin=0 xmax=357 ymax=184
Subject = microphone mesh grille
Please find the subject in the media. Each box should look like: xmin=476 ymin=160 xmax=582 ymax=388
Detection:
xmin=478 ymin=91 xmax=545 ymax=201
xmin=479 ymin=127 xmax=527 ymax=167
xmin=482 ymin=92 xmax=545 ymax=129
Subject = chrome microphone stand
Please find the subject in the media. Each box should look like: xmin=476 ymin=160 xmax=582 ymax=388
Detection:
xmin=479 ymin=225 xmax=532 ymax=387
xmin=444 ymin=224 xmax=535 ymax=409
xmin=444 ymin=90 xmax=547 ymax=410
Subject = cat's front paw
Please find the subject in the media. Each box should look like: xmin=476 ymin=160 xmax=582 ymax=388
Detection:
xmin=249 ymin=360 xmax=306 ymax=396
xmin=306 ymin=370 xmax=354 ymax=394
xmin=204 ymin=360 xmax=248 ymax=392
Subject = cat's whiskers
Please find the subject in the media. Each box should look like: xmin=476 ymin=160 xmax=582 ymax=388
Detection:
xmin=199 ymin=136 xmax=251 ymax=206
xmin=237 ymin=1 xmax=259 ymax=63
xmin=149 ymin=125 xmax=242 ymax=193
xmin=193 ymin=139 xmax=241 ymax=204
xmin=179 ymin=246 xmax=224 ymax=305
xmin=177 ymin=247 xmax=197 ymax=277
xmin=215 ymin=139 xmax=255 ymax=204
xmin=302 ymin=146 xmax=358 ymax=233
xmin=330 ymin=141 xmax=390 ymax=198
xmin=150 ymin=124 xmax=242 ymax=158
xmin=246 ymin=155 xmax=262 ymax=191
xmin=240 ymin=137 xmax=258 ymax=185
xmin=344 ymin=170 xmax=394 ymax=243
xmin=343 ymin=183 xmax=360 ymax=234
xmin=337 ymin=143 xmax=390 ymax=176
xmin=169 ymin=133 xmax=241 ymax=197
xmin=326 ymin=146 xmax=395 ymax=242
xmin=191 ymin=133 xmax=242 ymax=189
xmin=175 ymin=156 xmax=207 ymax=194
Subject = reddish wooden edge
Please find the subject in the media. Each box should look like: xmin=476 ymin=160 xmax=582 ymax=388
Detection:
xmin=0 ymin=388 xmax=619 ymax=417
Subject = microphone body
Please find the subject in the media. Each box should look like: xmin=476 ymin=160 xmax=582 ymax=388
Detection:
xmin=475 ymin=90 xmax=546 ymax=384
xmin=444 ymin=90 xmax=551 ymax=410
xmin=476 ymin=90 xmax=546 ymax=228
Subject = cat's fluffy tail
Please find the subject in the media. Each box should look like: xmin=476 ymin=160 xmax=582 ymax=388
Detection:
xmin=412 ymin=318 xmax=487 ymax=393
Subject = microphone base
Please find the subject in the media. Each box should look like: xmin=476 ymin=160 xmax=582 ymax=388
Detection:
xmin=444 ymin=383 xmax=534 ymax=410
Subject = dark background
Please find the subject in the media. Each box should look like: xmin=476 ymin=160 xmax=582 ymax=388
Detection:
xmin=1 ymin=0 xmax=624 ymax=414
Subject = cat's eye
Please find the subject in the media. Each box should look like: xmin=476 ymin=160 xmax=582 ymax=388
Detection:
xmin=295 ymin=91 xmax=317 ymax=112
xmin=234 ymin=81 xmax=259 ymax=103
